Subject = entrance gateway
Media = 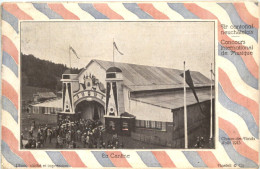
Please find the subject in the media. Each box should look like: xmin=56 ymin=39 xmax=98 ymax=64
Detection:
xmin=59 ymin=67 xmax=135 ymax=135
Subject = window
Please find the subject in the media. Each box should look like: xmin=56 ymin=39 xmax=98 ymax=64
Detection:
xmin=145 ymin=121 xmax=151 ymax=128
xmin=162 ymin=122 xmax=166 ymax=131
xmin=135 ymin=120 xmax=140 ymax=127
xmin=108 ymin=108 xmax=115 ymax=116
xmin=63 ymin=75 xmax=70 ymax=79
xmin=140 ymin=120 xmax=145 ymax=127
xmin=106 ymin=73 xmax=116 ymax=78
xmin=122 ymin=122 xmax=129 ymax=131
xmin=156 ymin=121 xmax=162 ymax=130
xmin=135 ymin=120 xmax=166 ymax=131
xmin=151 ymin=121 xmax=156 ymax=128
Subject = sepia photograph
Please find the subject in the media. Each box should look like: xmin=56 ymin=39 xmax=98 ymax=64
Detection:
xmin=20 ymin=21 xmax=215 ymax=149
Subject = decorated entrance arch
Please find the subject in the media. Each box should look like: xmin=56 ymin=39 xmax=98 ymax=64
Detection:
xmin=74 ymin=90 xmax=105 ymax=108
xmin=61 ymin=71 xmax=106 ymax=122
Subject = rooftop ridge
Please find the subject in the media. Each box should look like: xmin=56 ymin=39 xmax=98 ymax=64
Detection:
xmin=78 ymin=59 xmax=211 ymax=92
xmin=93 ymin=59 xmax=183 ymax=72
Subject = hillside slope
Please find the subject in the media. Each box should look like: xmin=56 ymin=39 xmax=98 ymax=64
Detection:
xmin=21 ymin=53 xmax=80 ymax=92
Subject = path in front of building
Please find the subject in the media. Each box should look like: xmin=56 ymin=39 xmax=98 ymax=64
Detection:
xmin=21 ymin=113 xmax=214 ymax=149
xmin=22 ymin=132 xmax=167 ymax=149
xmin=21 ymin=113 xmax=167 ymax=149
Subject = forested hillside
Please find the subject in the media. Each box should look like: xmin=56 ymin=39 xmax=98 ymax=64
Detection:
xmin=21 ymin=53 xmax=81 ymax=91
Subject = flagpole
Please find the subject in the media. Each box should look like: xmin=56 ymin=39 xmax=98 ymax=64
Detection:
xmin=113 ymin=39 xmax=115 ymax=65
xmin=184 ymin=61 xmax=188 ymax=149
xmin=210 ymin=63 xmax=213 ymax=139
xmin=69 ymin=45 xmax=71 ymax=69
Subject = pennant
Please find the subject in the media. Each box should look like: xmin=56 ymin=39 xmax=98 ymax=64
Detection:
xmin=180 ymin=70 xmax=205 ymax=116
xmin=113 ymin=41 xmax=124 ymax=55
xmin=69 ymin=46 xmax=80 ymax=59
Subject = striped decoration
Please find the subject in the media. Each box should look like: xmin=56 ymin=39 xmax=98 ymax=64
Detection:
xmin=1 ymin=2 xmax=259 ymax=168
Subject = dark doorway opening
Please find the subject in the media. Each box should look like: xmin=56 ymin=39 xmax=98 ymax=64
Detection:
xmin=75 ymin=100 xmax=105 ymax=124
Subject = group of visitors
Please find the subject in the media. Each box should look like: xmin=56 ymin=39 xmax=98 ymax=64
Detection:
xmin=56 ymin=118 xmax=102 ymax=148
xmin=22 ymin=118 xmax=124 ymax=149
xmin=56 ymin=118 xmax=124 ymax=149
xmin=22 ymin=123 xmax=55 ymax=149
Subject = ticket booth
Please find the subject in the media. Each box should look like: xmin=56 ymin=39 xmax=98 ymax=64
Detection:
xmin=120 ymin=112 xmax=135 ymax=136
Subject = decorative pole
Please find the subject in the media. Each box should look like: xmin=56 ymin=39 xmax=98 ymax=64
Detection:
xmin=113 ymin=38 xmax=115 ymax=65
xmin=184 ymin=61 xmax=188 ymax=148
xmin=69 ymin=45 xmax=71 ymax=69
xmin=210 ymin=63 xmax=213 ymax=139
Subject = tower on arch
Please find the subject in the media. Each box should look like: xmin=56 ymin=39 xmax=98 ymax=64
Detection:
xmin=59 ymin=69 xmax=106 ymax=123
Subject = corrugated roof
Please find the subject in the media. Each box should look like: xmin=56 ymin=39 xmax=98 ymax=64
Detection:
xmin=92 ymin=59 xmax=211 ymax=91
xmin=36 ymin=92 xmax=57 ymax=98
xmin=131 ymin=87 xmax=214 ymax=110
xmin=31 ymin=98 xmax=62 ymax=108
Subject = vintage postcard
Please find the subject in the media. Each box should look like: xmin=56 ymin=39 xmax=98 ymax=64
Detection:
xmin=1 ymin=1 xmax=259 ymax=168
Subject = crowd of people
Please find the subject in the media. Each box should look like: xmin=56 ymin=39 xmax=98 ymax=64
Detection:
xmin=22 ymin=118 xmax=124 ymax=149
xmin=22 ymin=121 xmax=56 ymax=149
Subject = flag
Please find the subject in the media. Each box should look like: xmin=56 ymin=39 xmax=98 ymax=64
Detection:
xmin=210 ymin=69 xmax=215 ymax=76
xmin=180 ymin=70 xmax=205 ymax=116
xmin=69 ymin=46 xmax=80 ymax=59
xmin=113 ymin=41 xmax=124 ymax=55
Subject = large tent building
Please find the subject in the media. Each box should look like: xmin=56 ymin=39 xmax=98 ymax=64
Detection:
xmin=31 ymin=59 xmax=215 ymax=148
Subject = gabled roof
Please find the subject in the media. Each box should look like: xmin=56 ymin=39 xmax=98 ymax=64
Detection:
xmin=81 ymin=59 xmax=211 ymax=91
xmin=63 ymin=69 xmax=71 ymax=74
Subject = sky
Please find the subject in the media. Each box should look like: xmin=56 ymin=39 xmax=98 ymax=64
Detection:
xmin=21 ymin=21 xmax=215 ymax=78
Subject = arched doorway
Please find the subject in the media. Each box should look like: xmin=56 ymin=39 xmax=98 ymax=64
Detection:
xmin=75 ymin=100 xmax=105 ymax=125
